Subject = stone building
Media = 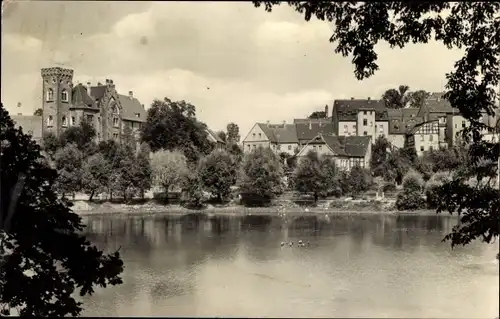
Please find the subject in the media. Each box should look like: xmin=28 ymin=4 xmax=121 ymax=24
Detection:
xmin=18 ymin=66 xmax=147 ymax=145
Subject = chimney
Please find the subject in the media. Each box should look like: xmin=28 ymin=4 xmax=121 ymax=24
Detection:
xmin=367 ymin=97 xmax=371 ymax=101
xmin=266 ymin=120 xmax=270 ymax=127
xmin=309 ymin=120 xmax=312 ymax=130
xmin=324 ymin=104 xmax=329 ymax=117
xmin=129 ymin=91 xmax=133 ymax=98
xmin=351 ymin=97 xmax=355 ymax=100
xmin=86 ymin=81 xmax=92 ymax=95
xmin=97 ymin=81 xmax=103 ymax=86
xmin=105 ymin=79 xmax=110 ymax=85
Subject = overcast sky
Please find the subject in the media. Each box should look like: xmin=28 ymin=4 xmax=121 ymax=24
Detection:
xmin=2 ymin=1 xmax=464 ymax=136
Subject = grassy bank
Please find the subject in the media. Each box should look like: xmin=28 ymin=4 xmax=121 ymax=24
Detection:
xmin=72 ymin=198 xmax=438 ymax=218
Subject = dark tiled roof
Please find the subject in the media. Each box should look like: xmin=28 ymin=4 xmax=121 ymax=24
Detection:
xmin=425 ymin=100 xmax=458 ymax=113
xmin=90 ymin=86 xmax=107 ymax=100
xmin=72 ymin=84 xmax=95 ymax=108
xmin=118 ymin=94 xmax=146 ymax=122
xmin=295 ymin=122 xmax=335 ymax=141
xmin=11 ymin=115 xmax=43 ymax=140
xmin=333 ymin=99 xmax=388 ymax=121
xmin=387 ymin=108 xmax=419 ymax=119
xmin=256 ymin=123 xmax=278 ymax=142
xmin=269 ymin=124 xmax=298 ymax=143
xmin=304 ymin=134 xmax=370 ymax=158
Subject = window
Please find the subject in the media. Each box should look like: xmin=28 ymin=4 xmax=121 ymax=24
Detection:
xmin=363 ymin=131 xmax=367 ymax=136
xmin=113 ymin=133 xmax=119 ymax=139
xmin=363 ymin=111 xmax=367 ymax=115
xmin=135 ymin=113 xmax=140 ymax=118
xmin=47 ymin=115 xmax=53 ymax=127
xmin=71 ymin=116 xmax=76 ymax=126
xmin=247 ymin=144 xmax=250 ymax=149
xmin=46 ymin=89 xmax=54 ymax=101
xmin=353 ymin=124 xmax=356 ymax=130
xmin=420 ymin=146 xmax=424 ymax=152
xmin=277 ymin=144 xmax=281 ymax=150
xmin=86 ymin=114 xmax=94 ymax=125
xmin=258 ymin=133 xmax=262 ymax=139
xmin=113 ymin=117 xmax=119 ymax=128
xmin=288 ymin=145 xmax=292 ymax=150
xmin=420 ymin=135 xmax=424 ymax=141
xmin=439 ymin=116 xmax=446 ymax=124
xmin=313 ymin=145 xmax=317 ymax=150
xmin=461 ymin=120 xmax=466 ymax=128
xmin=363 ymin=119 xmax=367 ymax=126
xmin=318 ymin=145 xmax=322 ymax=151
xmin=455 ymin=124 xmax=457 ymax=128
xmin=252 ymin=144 xmax=256 ymax=149
xmin=61 ymin=90 xmax=68 ymax=102
xmin=370 ymin=121 xmax=373 ymax=127
xmin=429 ymin=135 xmax=433 ymax=141
xmin=252 ymin=133 xmax=256 ymax=138
xmin=62 ymin=116 xmax=67 ymax=127
xmin=379 ymin=125 xmax=384 ymax=133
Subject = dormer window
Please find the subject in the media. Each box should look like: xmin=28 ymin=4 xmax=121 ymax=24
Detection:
xmin=62 ymin=116 xmax=67 ymax=127
xmin=46 ymin=89 xmax=54 ymax=101
xmin=61 ymin=90 xmax=68 ymax=102
xmin=135 ymin=113 xmax=140 ymax=118
xmin=113 ymin=117 xmax=119 ymax=128
xmin=47 ymin=115 xmax=54 ymax=127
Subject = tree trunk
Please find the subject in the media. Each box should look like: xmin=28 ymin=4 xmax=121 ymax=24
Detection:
xmin=313 ymin=193 xmax=318 ymax=202
xmin=89 ymin=190 xmax=95 ymax=202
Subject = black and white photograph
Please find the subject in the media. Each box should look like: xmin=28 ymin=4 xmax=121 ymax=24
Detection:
xmin=1 ymin=1 xmax=499 ymax=317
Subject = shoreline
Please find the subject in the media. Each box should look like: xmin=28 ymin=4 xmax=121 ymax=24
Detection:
xmin=74 ymin=204 xmax=442 ymax=218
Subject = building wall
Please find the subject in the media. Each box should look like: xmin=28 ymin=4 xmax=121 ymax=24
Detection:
xmin=374 ymin=121 xmax=389 ymax=140
xmin=297 ymin=142 xmax=334 ymax=157
xmin=356 ymin=110 xmax=377 ymax=143
xmin=409 ymin=121 xmax=440 ymax=156
xmin=242 ymin=124 xmax=271 ymax=153
xmin=271 ymin=142 xmax=299 ymax=155
xmin=338 ymin=121 xmax=357 ymax=136
xmin=389 ymin=134 xmax=405 ymax=149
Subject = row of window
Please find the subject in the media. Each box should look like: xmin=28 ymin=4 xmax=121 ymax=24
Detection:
xmin=252 ymin=132 xmax=262 ymax=139
xmin=343 ymin=124 xmax=384 ymax=134
xmin=46 ymin=115 xmax=121 ymax=128
xmin=418 ymin=134 xmax=435 ymax=142
xmin=46 ymin=89 xmax=69 ymax=102
xmin=271 ymin=144 xmax=293 ymax=151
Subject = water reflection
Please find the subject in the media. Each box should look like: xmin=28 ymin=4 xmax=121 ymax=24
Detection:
xmin=80 ymin=213 xmax=499 ymax=318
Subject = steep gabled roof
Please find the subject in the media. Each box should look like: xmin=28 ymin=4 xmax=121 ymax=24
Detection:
xmin=206 ymin=128 xmax=226 ymax=144
xmin=387 ymin=108 xmax=419 ymax=119
xmin=300 ymin=134 xmax=371 ymax=158
xmin=408 ymin=119 xmax=439 ymax=135
xmin=118 ymin=94 xmax=146 ymax=122
xmin=72 ymin=84 xmax=95 ymax=108
xmin=256 ymin=123 xmax=278 ymax=142
xmin=388 ymin=117 xmax=423 ymax=135
xmin=270 ymin=124 xmax=298 ymax=143
xmin=295 ymin=122 xmax=335 ymax=141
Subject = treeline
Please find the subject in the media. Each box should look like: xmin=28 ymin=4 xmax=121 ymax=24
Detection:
xmin=42 ymin=121 xmax=151 ymax=201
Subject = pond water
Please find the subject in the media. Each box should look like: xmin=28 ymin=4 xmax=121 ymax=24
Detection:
xmin=81 ymin=213 xmax=499 ymax=318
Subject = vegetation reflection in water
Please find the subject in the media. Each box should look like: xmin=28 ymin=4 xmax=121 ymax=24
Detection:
xmin=80 ymin=213 xmax=499 ymax=317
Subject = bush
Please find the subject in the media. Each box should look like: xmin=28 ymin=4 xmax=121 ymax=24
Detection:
xmin=396 ymin=189 xmax=426 ymax=210
xmin=383 ymin=181 xmax=397 ymax=192
xmin=425 ymin=171 xmax=452 ymax=209
xmin=402 ymin=169 xmax=424 ymax=192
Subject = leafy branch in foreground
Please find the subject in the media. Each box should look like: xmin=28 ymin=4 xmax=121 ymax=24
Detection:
xmin=0 ymin=104 xmax=124 ymax=316
xmin=252 ymin=1 xmax=500 ymax=249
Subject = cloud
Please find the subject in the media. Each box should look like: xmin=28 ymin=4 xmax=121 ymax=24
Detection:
xmin=2 ymin=2 xmax=466 ymax=138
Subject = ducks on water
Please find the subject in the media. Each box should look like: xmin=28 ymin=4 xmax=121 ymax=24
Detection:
xmin=281 ymin=240 xmax=310 ymax=248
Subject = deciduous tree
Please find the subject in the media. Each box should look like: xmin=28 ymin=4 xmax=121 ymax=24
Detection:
xmin=240 ymin=147 xmax=284 ymax=202
xmin=382 ymin=85 xmax=411 ymax=109
xmin=81 ymin=153 xmax=109 ymax=201
xmin=226 ymin=122 xmax=241 ymax=144
xmin=198 ymin=150 xmax=238 ymax=202
xmin=150 ymin=150 xmax=189 ymax=203
xmin=0 ymin=105 xmax=123 ymax=316
xmin=33 ymin=108 xmax=43 ymax=116
xmin=54 ymin=143 xmax=84 ymax=198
